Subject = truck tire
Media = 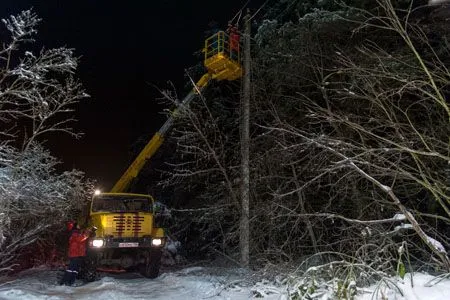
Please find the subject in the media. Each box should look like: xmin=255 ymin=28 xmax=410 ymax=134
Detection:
xmin=140 ymin=249 xmax=162 ymax=279
xmin=83 ymin=254 xmax=99 ymax=282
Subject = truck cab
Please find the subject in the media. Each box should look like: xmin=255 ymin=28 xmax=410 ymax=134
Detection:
xmin=84 ymin=192 xmax=165 ymax=279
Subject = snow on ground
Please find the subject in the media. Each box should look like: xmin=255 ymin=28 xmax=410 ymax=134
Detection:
xmin=0 ymin=266 xmax=286 ymax=300
xmin=356 ymin=273 xmax=450 ymax=300
xmin=1 ymin=267 xmax=450 ymax=300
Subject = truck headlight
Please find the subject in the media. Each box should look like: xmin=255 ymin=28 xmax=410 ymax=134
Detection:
xmin=151 ymin=238 xmax=162 ymax=246
xmin=92 ymin=239 xmax=104 ymax=248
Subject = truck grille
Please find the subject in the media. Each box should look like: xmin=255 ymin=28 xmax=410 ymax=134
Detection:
xmin=113 ymin=214 xmax=145 ymax=237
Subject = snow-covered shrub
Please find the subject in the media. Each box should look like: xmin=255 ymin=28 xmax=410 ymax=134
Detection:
xmin=0 ymin=144 xmax=91 ymax=274
xmin=285 ymin=257 xmax=384 ymax=300
xmin=161 ymin=236 xmax=184 ymax=266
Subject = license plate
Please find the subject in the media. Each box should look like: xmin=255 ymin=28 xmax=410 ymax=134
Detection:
xmin=119 ymin=242 xmax=139 ymax=248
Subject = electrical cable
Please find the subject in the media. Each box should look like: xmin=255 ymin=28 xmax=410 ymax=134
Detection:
xmin=229 ymin=0 xmax=251 ymax=25
xmin=249 ymin=0 xmax=270 ymax=21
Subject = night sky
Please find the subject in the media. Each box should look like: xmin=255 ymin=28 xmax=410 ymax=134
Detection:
xmin=0 ymin=0 xmax=264 ymax=190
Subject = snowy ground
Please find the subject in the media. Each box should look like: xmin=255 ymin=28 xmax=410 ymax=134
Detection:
xmin=0 ymin=266 xmax=284 ymax=300
xmin=357 ymin=273 xmax=450 ymax=300
xmin=0 ymin=266 xmax=449 ymax=299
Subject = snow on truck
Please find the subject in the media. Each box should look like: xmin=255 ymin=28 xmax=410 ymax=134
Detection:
xmin=80 ymin=29 xmax=242 ymax=280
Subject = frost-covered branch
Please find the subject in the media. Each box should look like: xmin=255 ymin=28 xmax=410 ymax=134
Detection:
xmin=0 ymin=9 xmax=88 ymax=148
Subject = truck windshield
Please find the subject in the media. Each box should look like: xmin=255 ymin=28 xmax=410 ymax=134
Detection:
xmin=92 ymin=195 xmax=152 ymax=213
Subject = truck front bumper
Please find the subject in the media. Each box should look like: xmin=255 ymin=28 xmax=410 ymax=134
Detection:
xmin=89 ymin=236 xmax=165 ymax=249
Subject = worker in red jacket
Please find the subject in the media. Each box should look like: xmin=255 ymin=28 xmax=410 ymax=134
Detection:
xmin=60 ymin=221 xmax=90 ymax=286
xmin=227 ymin=23 xmax=240 ymax=61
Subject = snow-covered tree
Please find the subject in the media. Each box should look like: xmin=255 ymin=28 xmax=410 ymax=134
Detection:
xmin=252 ymin=0 xmax=450 ymax=271
xmin=0 ymin=9 xmax=87 ymax=149
xmin=0 ymin=9 xmax=91 ymax=274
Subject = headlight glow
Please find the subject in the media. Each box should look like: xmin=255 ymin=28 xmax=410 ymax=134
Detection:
xmin=151 ymin=238 xmax=162 ymax=246
xmin=92 ymin=239 xmax=104 ymax=247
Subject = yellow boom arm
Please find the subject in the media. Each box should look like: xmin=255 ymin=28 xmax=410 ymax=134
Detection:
xmin=111 ymin=74 xmax=211 ymax=193
xmin=111 ymin=30 xmax=242 ymax=193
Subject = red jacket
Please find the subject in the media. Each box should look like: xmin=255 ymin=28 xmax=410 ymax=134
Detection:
xmin=68 ymin=230 xmax=88 ymax=258
xmin=230 ymin=33 xmax=239 ymax=50
xmin=229 ymin=27 xmax=239 ymax=51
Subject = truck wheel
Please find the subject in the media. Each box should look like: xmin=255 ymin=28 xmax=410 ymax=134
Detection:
xmin=140 ymin=249 xmax=162 ymax=279
xmin=83 ymin=254 xmax=99 ymax=282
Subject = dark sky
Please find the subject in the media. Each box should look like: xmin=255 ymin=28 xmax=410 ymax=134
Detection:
xmin=0 ymin=0 xmax=264 ymax=190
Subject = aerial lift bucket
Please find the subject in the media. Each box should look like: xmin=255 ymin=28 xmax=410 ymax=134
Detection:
xmin=203 ymin=31 xmax=242 ymax=81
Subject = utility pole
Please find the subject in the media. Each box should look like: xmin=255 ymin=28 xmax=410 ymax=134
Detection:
xmin=240 ymin=9 xmax=251 ymax=267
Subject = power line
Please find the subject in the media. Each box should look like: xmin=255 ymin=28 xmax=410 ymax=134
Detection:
xmin=230 ymin=0 xmax=251 ymax=25
xmin=249 ymin=0 xmax=270 ymax=21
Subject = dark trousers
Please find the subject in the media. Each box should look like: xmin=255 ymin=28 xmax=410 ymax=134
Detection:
xmin=60 ymin=256 xmax=83 ymax=285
